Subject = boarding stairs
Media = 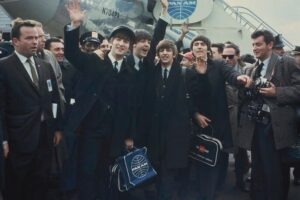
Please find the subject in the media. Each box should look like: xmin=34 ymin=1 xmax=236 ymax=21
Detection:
xmin=219 ymin=0 xmax=294 ymax=50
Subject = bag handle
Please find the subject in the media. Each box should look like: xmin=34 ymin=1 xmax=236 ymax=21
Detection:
xmin=205 ymin=124 xmax=214 ymax=137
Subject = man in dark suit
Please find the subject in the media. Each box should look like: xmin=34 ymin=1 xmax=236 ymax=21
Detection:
xmin=64 ymin=1 xmax=136 ymax=199
xmin=144 ymin=39 xmax=198 ymax=200
xmin=28 ymin=20 xmax=66 ymax=113
xmin=0 ymin=19 xmax=62 ymax=200
xmin=126 ymin=0 xmax=169 ymax=148
xmin=238 ymin=30 xmax=300 ymax=200
xmin=223 ymin=44 xmax=251 ymax=192
xmin=45 ymin=37 xmax=79 ymax=197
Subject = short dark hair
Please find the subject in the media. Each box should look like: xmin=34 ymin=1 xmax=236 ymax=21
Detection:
xmin=134 ymin=29 xmax=152 ymax=43
xmin=211 ymin=43 xmax=224 ymax=54
xmin=251 ymin=29 xmax=274 ymax=45
xmin=190 ymin=35 xmax=212 ymax=59
xmin=224 ymin=41 xmax=234 ymax=46
xmin=156 ymin=39 xmax=178 ymax=56
xmin=45 ymin=37 xmax=63 ymax=50
xmin=224 ymin=44 xmax=240 ymax=55
xmin=11 ymin=18 xmax=36 ymax=39
xmin=111 ymin=32 xmax=131 ymax=44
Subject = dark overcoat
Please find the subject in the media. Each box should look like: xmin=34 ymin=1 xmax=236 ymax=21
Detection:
xmin=126 ymin=18 xmax=169 ymax=146
xmin=193 ymin=59 xmax=240 ymax=150
xmin=146 ymin=62 xmax=197 ymax=169
xmin=64 ymin=26 xmax=135 ymax=157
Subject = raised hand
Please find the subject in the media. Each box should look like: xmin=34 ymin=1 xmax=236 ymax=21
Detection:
xmin=181 ymin=22 xmax=189 ymax=35
xmin=65 ymin=0 xmax=85 ymax=27
xmin=161 ymin=0 xmax=169 ymax=16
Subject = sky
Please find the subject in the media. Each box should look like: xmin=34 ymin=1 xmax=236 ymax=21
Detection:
xmin=225 ymin=0 xmax=300 ymax=48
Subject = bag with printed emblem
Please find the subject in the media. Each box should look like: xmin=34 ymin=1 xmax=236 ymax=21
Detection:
xmin=110 ymin=147 xmax=157 ymax=192
xmin=189 ymin=125 xmax=223 ymax=167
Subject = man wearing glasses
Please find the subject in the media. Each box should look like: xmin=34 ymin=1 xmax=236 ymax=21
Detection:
xmin=223 ymin=43 xmax=251 ymax=192
xmin=222 ymin=44 xmax=250 ymax=72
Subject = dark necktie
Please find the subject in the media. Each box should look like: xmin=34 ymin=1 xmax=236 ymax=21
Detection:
xmin=113 ymin=61 xmax=118 ymax=73
xmin=255 ymin=62 xmax=264 ymax=78
xmin=27 ymin=59 xmax=39 ymax=88
xmin=138 ymin=59 xmax=143 ymax=70
xmin=163 ymin=68 xmax=168 ymax=85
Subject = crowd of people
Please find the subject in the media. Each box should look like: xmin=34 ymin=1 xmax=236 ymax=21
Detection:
xmin=0 ymin=0 xmax=300 ymax=200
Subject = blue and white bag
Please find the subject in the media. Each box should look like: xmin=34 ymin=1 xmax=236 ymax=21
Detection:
xmin=110 ymin=147 xmax=157 ymax=192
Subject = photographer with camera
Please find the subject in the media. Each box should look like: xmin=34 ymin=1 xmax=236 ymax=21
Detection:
xmin=238 ymin=30 xmax=300 ymax=200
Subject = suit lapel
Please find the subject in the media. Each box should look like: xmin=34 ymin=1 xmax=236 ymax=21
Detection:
xmin=13 ymin=54 xmax=40 ymax=95
xmin=120 ymin=58 xmax=131 ymax=73
xmin=163 ymin=64 xmax=181 ymax=107
xmin=265 ymin=53 xmax=279 ymax=80
xmin=126 ymin=54 xmax=135 ymax=70
xmin=34 ymin=57 xmax=44 ymax=93
xmin=250 ymin=61 xmax=259 ymax=79
xmin=154 ymin=65 xmax=162 ymax=98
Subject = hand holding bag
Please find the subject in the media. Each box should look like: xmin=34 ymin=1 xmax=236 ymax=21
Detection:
xmin=110 ymin=147 xmax=157 ymax=192
xmin=189 ymin=125 xmax=223 ymax=167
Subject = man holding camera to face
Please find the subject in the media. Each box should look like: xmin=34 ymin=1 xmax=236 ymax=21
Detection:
xmin=238 ymin=30 xmax=300 ymax=200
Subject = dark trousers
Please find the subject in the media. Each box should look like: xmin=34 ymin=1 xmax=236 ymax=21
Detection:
xmin=193 ymin=151 xmax=229 ymax=200
xmin=77 ymin=133 xmax=109 ymax=200
xmin=250 ymin=122 xmax=289 ymax=200
xmin=4 ymin=122 xmax=52 ymax=200
xmin=60 ymin=132 xmax=78 ymax=192
xmin=156 ymin=163 xmax=181 ymax=200
xmin=139 ymin=161 xmax=183 ymax=200
xmin=235 ymin=148 xmax=250 ymax=185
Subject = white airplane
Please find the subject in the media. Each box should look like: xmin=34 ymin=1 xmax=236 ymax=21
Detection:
xmin=0 ymin=0 xmax=293 ymax=53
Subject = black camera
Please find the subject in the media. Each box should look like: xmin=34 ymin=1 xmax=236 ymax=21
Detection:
xmin=247 ymin=100 xmax=271 ymax=124
xmin=245 ymin=77 xmax=271 ymax=99
xmin=245 ymin=77 xmax=272 ymax=124
xmin=254 ymin=77 xmax=271 ymax=88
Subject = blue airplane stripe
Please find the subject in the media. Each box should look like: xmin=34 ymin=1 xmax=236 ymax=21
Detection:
xmin=179 ymin=8 xmax=194 ymax=14
xmin=172 ymin=13 xmax=189 ymax=20
xmin=169 ymin=9 xmax=193 ymax=16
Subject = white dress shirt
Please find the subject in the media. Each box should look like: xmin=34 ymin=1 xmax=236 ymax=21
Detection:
xmin=161 ymin=65 xmax=172 ymax=79
xmin=108 ymin=52 xmax=123 ymax=72
xmin=259 ymin=56 xmax=271 ymax=77
xmin=15 ymin=51 xmax=39 ymax=81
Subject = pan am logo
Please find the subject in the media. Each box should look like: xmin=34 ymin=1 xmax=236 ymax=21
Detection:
xmin=131 ymin=155 xmax=149 ymax=178
xmin=168 ymin=0 xmax=197 ymax=20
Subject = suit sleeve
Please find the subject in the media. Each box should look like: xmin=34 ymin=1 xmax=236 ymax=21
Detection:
xmin=146 ymin=18 xmax=168 ymax=65
xmin=48 ymin=64 xmax=63 ymax=131
xmin=50 ymin=52 xmax=65 ymax=102
xmin=185 ymin=68 xmax=199 ymax=117
xmin=276 ymin=57 xmax=300 ymax=104
xmin=64 ymin=25 xmax=104 ymax=73
xmin=175 ymin=40 xmax=183 ymax=53
xmin=0 ymin=66 xmax=7 ymax=142
xmin=0 ymin=69 xmax=6 ymax=143
xmin=219 ymin=60 xmax=240 ymax=86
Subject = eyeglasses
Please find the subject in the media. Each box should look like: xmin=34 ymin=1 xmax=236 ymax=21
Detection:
xmin=222 ymin=55 xmax=235 ymax=59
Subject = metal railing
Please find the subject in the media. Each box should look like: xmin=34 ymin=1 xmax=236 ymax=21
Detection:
xmin=219 ymin=0 xmax=294 ymax=50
